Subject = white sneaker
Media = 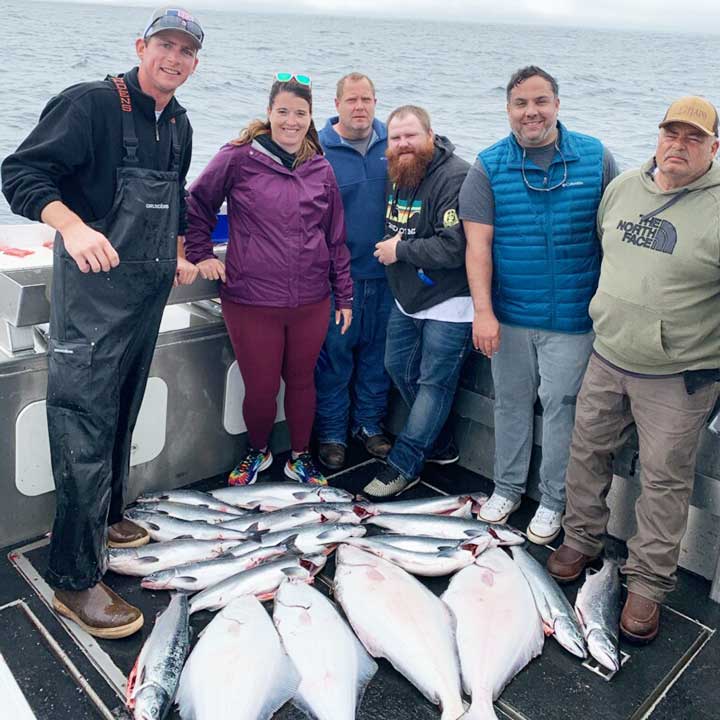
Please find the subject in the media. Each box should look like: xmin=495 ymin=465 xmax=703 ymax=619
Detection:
xmin=527 ymin=505 xmax=563 ymax=545
xmin=477 ymin=492 xmax=521 ymax=524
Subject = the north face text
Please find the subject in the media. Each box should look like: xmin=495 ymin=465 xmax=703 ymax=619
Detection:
xmin=616 ymin=216 xmax=677 ymax=254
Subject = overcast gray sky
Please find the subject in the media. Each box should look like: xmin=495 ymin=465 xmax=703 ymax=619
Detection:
xmin=82 ymin=0 xmax=720 ymax=34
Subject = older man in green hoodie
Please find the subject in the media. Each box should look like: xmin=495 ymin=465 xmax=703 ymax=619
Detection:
xmin=547 ymin=96 xmax=720 ymax=644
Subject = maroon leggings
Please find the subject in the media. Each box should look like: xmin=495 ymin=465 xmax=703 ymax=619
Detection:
xmin=222 ymin=297 xmax=330 ymax=452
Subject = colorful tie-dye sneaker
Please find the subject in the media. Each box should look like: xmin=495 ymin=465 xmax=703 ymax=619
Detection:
xmin=228 ymin=447 xmax=273 ymax=486
xmin=284 ymin=452 xmax=327 ymax=486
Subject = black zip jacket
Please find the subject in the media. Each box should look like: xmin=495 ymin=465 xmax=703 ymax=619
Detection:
xmin=385 ymin=135 xmax=470 ymax=313
xmin=1 ymin=67 xmax=193 ymax=234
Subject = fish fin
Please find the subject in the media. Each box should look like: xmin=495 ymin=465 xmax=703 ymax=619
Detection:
xmin=244 ymin=522 xmax=260 ymax=533
xmin=138 ymin=555 xmax=160 ymax=564
xmin=176 ymin=575 xmax=199 ymax=584
xmin=176 ymin=533 xmax=194 ymax=540
xmin=284 ymin=534 xmax=302 ymax=554
xmin=292 ymin=491 xmax=311 ymax=500
xmin=148 ymin=521 xmax=161 ymax=531
xmin=354 ymin=648 xmax=379 ymax=710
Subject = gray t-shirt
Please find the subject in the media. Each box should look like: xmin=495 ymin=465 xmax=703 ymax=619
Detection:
xmin=340 ymin=130 xmax=376 ymax=156
xmin=459 ymin=142 xmax=619 ymax=225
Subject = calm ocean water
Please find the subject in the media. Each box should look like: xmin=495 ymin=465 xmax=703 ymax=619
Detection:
xmin=2 ymin=0 xmax=719 ymax=224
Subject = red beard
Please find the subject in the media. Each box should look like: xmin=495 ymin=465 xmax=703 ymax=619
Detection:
xmin=386 ymin=141 xmax=435 ymax=188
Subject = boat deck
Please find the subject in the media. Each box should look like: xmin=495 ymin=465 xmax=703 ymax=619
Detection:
xmin=1 ymin=444 xmax=718 ymax=720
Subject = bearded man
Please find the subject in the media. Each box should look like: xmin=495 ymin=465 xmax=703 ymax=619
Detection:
xmin=363 ymin=105 xmax=472 ymax=497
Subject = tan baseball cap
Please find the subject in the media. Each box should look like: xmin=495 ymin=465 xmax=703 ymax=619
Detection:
xmin=659 ymin=96 xmax=718 ymax=137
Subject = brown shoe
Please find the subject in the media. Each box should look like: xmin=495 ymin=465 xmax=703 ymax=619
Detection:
xmin=53 ymin=582 xmax=144 ymax=639
xmin=358 ymin=430 xmax=392 ymax=459
xmin=108 ymin=519 xmax=150 ymax=548
xmin=620 ymin=591 xmax=660 ymax=644
xmin=546 ymin=544 xmax=598 ymax=583
xmin=318 ymin=442 xmax=346 ymax=470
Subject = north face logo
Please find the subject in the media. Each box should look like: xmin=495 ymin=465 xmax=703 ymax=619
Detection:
xmin=616 ymin=216 xmax=677 ymax=254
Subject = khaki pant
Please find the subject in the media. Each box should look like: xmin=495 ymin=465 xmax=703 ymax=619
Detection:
xmin=563 ymin=354 xmax=718 ymax=603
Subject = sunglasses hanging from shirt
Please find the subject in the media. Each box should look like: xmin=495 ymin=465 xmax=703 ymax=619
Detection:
xmin=521 ymin=143 xmax=568 ymax=192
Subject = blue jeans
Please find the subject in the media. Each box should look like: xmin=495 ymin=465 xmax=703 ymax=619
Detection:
xmin=384 ymin=306 xmax=472 ymax=480
xmin=314 ymin=279 xmax=394 ymax=445
xmin=491 ymin=324 xmax=594 ymax=512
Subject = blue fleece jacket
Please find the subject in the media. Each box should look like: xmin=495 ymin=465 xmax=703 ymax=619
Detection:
xmin=319 ymin=117 xmax=388 ymax=279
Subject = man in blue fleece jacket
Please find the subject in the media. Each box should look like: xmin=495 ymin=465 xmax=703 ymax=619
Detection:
xmin=315 ymin=73 xmax=393 ymax=470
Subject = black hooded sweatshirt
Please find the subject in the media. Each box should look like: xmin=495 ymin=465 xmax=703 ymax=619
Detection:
xmin=384 ymin=135 xmax=470 ymax=314
xmin=2 ymin=66 xmax=193 ymax=234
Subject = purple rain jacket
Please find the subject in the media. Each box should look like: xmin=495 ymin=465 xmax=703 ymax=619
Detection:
xmin=185 ymin=141 xmax=353 ymax=309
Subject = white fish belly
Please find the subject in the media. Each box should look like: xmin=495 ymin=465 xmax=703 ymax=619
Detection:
xmin=443 ymin=549 xmax=544 ymax=716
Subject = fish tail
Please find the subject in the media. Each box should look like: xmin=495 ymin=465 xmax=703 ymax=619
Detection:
xmin=458 ymin=697 xmax=498 ymax=719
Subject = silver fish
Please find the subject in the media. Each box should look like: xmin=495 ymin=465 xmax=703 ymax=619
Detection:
xmin=366 ymin=494 xmax=487 ymax=517
xmin=342 ymin=536 xmax=483 ymax=576
xmin=189 ymin=555 xmax=326 ymax=614
xmin=124 ymin=509 xmax=253 ymax=543
xmin=220 ymin=503 xmax=365 ymax=534
xmin=209 ymin=482 xmax=353 ymax=510
xmin=509 ymin=545 xmax=587 ymax=659
xmin=575 ymin=559 xmax=622 ymax=672
xmin=108 ymin=539 xmax=243 ymax=576
xmin=258 ymin=523 xmax=367 ymax=554
xmin=365 ymin=513 xmax=524 ymax=544
xmin=273 ymin=579 xmax=378 ymax=720
xmin=139 ymin=500 xmax=248 ymax=525
xmin=135 ymin=489 xmax=245 ymax=514
xmin=126 ymin=593 xmax=190 ymax=720
xmin=141 ymin=546 xmax=292 ymax=592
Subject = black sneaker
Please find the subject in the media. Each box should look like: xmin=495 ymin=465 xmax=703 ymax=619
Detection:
xmin=363 ymin=464 xmax=419 ymax=498
xmin=427 ymin=442 xmax=460 ymax=465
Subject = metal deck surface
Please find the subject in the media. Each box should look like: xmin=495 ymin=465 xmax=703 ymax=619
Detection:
xmin=1 ymin=445 xmax=719 ymax=720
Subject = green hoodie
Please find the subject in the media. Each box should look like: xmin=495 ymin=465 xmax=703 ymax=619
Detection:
xmin=591 ymin=158 xmax=720 ymax=374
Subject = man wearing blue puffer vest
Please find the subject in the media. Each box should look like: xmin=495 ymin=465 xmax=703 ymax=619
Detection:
xmin=460 ymin=66 xmax=618 ymax=544
xmin=315 ymin=73 xmax=394 ymax=471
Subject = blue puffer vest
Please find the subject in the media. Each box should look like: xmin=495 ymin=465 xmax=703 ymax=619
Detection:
xmin=479 ymin=122 xmax=604 ymax=333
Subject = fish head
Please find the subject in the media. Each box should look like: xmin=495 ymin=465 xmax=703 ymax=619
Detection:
xmin=587 ymin=629 xmax=620 ymax=673
xmin=132 ymin=684 xmax=170 ymax=720
xmin=487 ymin=525 xmax=525 ymax=546
xmin=317 ymin=487 xmax=353 ymax=502
xmin=554 ymin=615 xmax=588 ymax=659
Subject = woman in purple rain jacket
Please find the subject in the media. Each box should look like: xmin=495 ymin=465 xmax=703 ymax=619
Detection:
xmin=185 ymin=75 xmax=352 ymax=487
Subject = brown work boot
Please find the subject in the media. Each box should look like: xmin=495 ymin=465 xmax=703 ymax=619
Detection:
xmin=357 ymin=430 xmax=392 ymax=459
xmin=108 ymin=519 xmax=150 ymax=548
xmin=620 ymin=591 xmax=660 ymax=644
xmin=318 ymin=442 xmax=346 ymax=471
xmin=546 ymin=544 xmax=598 ymax=583
xmin=53 ymin=582 xmax=144 ymax=639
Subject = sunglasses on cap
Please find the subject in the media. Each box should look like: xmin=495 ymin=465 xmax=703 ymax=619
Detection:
xmin=145 ymin=9 xmax=204 ymax=48
xmin=275 ymin=72 xmax=312 ymax=88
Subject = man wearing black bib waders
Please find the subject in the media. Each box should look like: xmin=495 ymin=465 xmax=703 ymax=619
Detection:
xmin=1 ymin=7 xmax=203 ymax=638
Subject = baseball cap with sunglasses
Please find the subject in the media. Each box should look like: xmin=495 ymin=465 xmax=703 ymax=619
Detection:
xmin=144 ymin=7 xmax=204 ymax=49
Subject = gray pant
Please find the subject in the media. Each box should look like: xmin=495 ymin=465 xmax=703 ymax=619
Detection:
xmin=492 ymin=325 xmax=594 ymax=512
xmin=563 ymin=354 xmax=718 ymax=603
